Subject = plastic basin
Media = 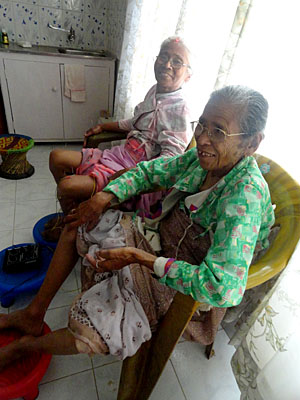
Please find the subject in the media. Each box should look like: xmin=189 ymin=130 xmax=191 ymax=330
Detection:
xmin=0 ymin=323 xmax=52 ymax=400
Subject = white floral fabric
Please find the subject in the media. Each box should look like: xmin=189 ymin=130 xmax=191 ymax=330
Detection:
xmin=73 ymin=209 xmax=152 ymax=359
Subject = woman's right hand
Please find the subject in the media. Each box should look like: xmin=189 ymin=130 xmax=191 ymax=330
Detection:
xmin=64 ymin=191 xmax=116 ymax=231
xmin=83 ymin=124 xmax=103 ymax=147
xmin=86 ymin=247 xmax=157 ymax=272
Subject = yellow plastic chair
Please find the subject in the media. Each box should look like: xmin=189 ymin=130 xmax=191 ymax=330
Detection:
xmin=117 ymin=154 xmax=300 ymax=399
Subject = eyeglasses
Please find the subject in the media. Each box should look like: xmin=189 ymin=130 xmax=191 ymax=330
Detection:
xmin=156 ymin=54 xmax=190 ymax=70
xmin=194 ymin=121 xmax=249 ymax=142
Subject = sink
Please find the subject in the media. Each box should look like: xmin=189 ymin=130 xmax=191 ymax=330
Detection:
xmin=57 ymin=48 xmax=107 ymax=57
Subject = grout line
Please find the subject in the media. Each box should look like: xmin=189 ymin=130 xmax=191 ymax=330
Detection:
xmin=92 ymin=358 xmax=120 ymax=369
xmin=40 ymin=366 xmax=93 ymax=386
xmin=91 ymin=366 xmax=100 ymax=400
xmin=170 ymin=358 xmax=188 ymax=400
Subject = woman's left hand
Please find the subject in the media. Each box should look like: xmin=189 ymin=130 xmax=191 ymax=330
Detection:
xmin=85 ymin=247 xmax=156 ymax=272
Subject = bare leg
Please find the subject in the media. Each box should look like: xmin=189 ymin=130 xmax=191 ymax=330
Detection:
xmin=49 ymin=149 xmax=96 ymax=214
xmin=49 ymin=149 xmax=83 ymax=184
xmin=0 ymin=225 xmax=78 ymax=336
xmin=0 ymin=328 xmax=78 ymax=371
xmin=57 ymin=174 xmax=95 ymax=215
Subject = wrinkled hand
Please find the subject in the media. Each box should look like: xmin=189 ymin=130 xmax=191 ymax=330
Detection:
xmin=64 ymin=191 xmax=116 ymax=231
xmin=83 ymin=124 xmax=103 ymax=147
xmin=85 ymin=247 xmax=156 ymax=272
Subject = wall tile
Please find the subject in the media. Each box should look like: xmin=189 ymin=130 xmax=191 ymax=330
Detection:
xmin=106 ymin=0 xmax=126 ymax=58
xmin=13 ymin=2 xmax=39 ymax=44
xmin=83 ymin=12 xmax=106 ymax=50
xmin=0 ymin=0 xmax=126 ymax=54
xmin=85 ymin=0 xmax=107 ymax=15
xmin=11 ymin=0 xmax=37 ymax=5
xmin=62 ymin=9 xmax=84 ymax=47
xmin=62 ymin=0 xmax=84 ymax=12
xmin=38 ymin=0 xmax=61 ymax=8
xmin=0 ymin=2 xmax=15 ymax=42
xmin=39 ymin=6 xmax=63 ymax=46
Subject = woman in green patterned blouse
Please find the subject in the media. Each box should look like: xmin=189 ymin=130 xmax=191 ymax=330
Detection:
xmin=0 ymin=85 xmax=275 ymax=366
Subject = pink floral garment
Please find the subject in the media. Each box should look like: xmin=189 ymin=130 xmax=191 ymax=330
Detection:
xmin=76 ymin=84 xmax=192 ymax=193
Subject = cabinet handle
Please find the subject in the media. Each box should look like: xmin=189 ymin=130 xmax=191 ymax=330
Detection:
xmin=52 ymin=87 xmax=57 ymax=92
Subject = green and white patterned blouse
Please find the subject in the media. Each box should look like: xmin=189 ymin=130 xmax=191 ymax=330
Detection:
xmin=104 ymin=148 xmax=275 ymax=308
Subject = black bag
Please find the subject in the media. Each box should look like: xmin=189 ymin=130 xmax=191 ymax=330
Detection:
xmin=2 ymin=244 xmax=41 ymax=274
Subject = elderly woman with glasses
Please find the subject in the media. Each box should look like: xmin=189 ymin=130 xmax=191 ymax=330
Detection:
xmin=47 ymin=36 xmax=193 ymax=220
xmin=0 ymin=85 xmax=275 ymax=367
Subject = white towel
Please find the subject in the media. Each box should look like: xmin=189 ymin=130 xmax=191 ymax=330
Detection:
xmin=64 ymin=64 xmax=86 ymax=102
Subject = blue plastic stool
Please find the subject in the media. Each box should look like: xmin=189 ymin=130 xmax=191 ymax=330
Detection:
xmin=0 ymin=244 xmax=53 ymax=308
xmin=33 ymin=213 xmax=63 ymax=249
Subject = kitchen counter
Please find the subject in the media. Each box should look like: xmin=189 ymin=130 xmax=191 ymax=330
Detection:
xmin=0 ymin=43 xmax=115 ymax=60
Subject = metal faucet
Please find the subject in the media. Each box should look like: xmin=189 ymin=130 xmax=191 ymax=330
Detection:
xmin=48 ymin=23 xmax=75 ymax=42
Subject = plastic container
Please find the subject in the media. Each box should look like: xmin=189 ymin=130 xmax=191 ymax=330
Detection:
xmin=33 ymin=213 xmax=64 ymax=249
xmin=0 ymin=243 xmax=53 ymax=307
xmin=1 ymin=30 xmax=9 ymax=45
xmin=0 ymin=323 xmax=52 ymax=400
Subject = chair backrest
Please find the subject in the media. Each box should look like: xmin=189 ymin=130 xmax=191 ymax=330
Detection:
xmin=247 ymin=154 xmax=300 ymax=288
xmin=187 ymin=122 xmax=197 ymax=151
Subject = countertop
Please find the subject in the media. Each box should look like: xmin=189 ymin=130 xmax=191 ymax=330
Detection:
xmin=0 ymin=43 xmax=116 ymax=60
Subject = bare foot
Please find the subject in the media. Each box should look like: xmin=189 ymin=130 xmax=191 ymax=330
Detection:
xmin=0 ymin=335 xmax=36 ymax=371
xmin=0 ymin=308 xmax=44 ymax=336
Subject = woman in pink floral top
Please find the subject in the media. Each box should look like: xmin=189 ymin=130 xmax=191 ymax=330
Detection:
xmin=49 ymin=36 xmax=193 ymax=216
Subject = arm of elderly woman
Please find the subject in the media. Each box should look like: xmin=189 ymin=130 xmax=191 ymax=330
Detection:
xmin=83 ymin=121 xmax=129 ymax=147
xmin=90 ymin=182 xmax=270 ymax=308
xmin=104 ymin=150 xmax=198 ymax=202
xmin=86 ymin=247 xmax=156 ymax=272
xmin=68 ymin=149 xmax=274 ymax=308
xmin=66 ymin=150 xmax=195 ymax=230
xmin=101 ymin=151 xmax=274 ymax=308
xmin=65 ymin=191 xmax=117 ymax=231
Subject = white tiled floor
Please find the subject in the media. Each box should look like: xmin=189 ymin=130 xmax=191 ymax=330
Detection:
xmin=0 ymin=143 xmax=241 ymax=400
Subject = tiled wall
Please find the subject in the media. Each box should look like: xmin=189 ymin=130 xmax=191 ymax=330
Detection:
xmin=106 ymin=0 xmax=126 ymax=59
xmin=0 ymin=0 xmax=127 ymax=56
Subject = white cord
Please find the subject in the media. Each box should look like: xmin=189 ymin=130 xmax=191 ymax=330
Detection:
xmin=175 ymin=220 xmax=194 ymax=259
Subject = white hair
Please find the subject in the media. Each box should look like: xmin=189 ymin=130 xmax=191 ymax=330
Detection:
xmin=159 ymin=36 xmax=193 ymax=68
xmin=209 ymin=85 xmax=269 ymax=136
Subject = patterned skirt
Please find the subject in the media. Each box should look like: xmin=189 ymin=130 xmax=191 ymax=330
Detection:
xmin=69 ymin=207 xmax=226 ymax=360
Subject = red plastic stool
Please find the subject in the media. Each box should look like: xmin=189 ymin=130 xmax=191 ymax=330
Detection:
xmin=0 ymin=323 xmax=52 ymax=400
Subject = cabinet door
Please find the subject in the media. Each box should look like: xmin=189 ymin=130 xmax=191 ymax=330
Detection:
xmin=62 ymin=65 xmax=111 ymax=140
xmin=4 ymin=59 xmax=63 ymax=140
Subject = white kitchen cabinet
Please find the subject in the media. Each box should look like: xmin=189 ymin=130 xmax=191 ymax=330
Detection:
xmin=61 ymin=64 xmax=111 ymax=140
xmin=0 ymin=47 xmax=115 ymax=142
xmin=3 ymin=59 xmax=64 ymax=140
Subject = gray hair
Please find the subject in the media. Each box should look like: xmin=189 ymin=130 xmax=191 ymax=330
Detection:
xmin=209 ymin=85 xmax=269 ymax=136
xmin=159 ymin=36 xmax=193 ymax=68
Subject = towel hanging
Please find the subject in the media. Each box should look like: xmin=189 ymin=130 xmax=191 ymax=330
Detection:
xmin=64 ymin=64 xmax=86 ymax=102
